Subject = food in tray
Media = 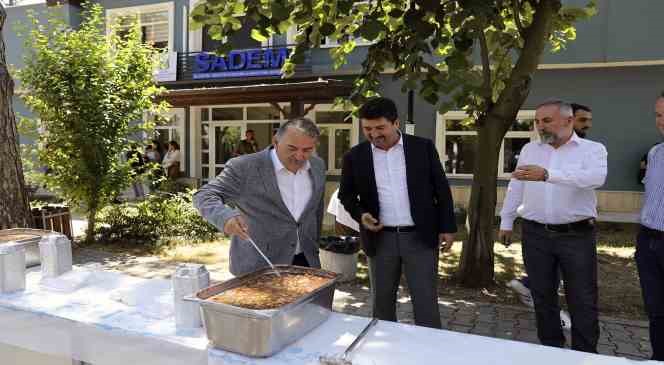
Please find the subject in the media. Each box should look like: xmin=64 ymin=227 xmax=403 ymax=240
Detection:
xmin=208 ymin=272 xmax=332 ymax=309
xmin=0 ymin=234 xmax=39 ymax=243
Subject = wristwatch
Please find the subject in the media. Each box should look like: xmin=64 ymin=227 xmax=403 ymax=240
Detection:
xmin=543 ymin=169 xmax=549 ymax=181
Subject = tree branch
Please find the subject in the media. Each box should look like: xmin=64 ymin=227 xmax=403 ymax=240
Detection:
xmin=513 ymin=0 xmax=526 ymax=38
xmin=479 ymin=29 xmax=492 ymax=104
xmin=494 ymin=0 xmax=560 ymax=127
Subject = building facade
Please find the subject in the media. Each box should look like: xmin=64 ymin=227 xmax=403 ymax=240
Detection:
xmin=6 ymin=0 xmax=664 ymax=221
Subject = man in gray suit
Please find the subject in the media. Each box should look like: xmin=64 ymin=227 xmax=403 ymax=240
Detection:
xmin=194 ymin=118 xmax=327 ymax=276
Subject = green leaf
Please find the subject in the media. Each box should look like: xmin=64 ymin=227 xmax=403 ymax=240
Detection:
xmin=271 ymin=2 xmax=290 ymax=22
xmin=251 ymin=28 xmax=269 ymax=42
xmin=320 ymin=23 xmax=335 ymax=36
xmin=358 ymin=19 xmax=384 ymax=41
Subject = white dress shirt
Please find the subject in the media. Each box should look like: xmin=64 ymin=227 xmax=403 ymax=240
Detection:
xmin=500 ymin=133 xmax=608 ymax=230
xmin=162 ymin=150 xmax=181 ymax=169
xmin=372 ymin=135 xmax=415 ymax=226
xmin=271 ymin=149 xmax=313 ymax=253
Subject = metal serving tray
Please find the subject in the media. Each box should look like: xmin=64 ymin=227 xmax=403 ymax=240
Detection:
xmin=189 ymin=265 xmax=339 ymax=357
xmin=0 ymin=228 xmax=52 ymax=267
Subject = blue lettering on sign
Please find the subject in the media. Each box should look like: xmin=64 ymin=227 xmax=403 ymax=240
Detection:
xmin=193 ymin=47 xmax=290 ymax=79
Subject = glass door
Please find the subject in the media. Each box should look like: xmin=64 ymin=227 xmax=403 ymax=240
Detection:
xmin=202 ymin=122 xmax=242 ymax=181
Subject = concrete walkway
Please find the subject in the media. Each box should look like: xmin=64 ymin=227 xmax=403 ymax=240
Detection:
xmin=72 ymin=248 xmax=654 ymax=361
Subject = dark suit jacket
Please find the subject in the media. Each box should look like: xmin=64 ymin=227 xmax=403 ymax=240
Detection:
xmin=339 ymin=134 xmax=457 ymax=257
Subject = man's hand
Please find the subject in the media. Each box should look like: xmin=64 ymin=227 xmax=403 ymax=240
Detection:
xmin=498 ymin=230 xmax=513 ymax=247
xmin=512 ymin=165 xmax=547 ymax=181
xmin=439 ymin=233 xmax=454 ymax=252
xmin=223 ymin=215 xmax=250 ymax=241
xmin=361 ymin=213 xmax=384 ymax=232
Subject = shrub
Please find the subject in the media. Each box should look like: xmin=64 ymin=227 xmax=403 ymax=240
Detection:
xmin=96 ymin=190 xmax=218 ymax=245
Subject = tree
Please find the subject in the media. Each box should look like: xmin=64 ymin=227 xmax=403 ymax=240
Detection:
xmin=16 ymin=3 xmax=167 ymax=242
xmin=192 ymin=0 xmax=595 ymax=287
xmin=0 ymin=3 xmax=32 ymax=229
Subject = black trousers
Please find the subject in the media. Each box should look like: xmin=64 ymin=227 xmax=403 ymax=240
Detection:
xmin=635 ymin=225 xmax=664 ymax=361
xmin=368 ymin=231 xmax=441 ymax=329
xmin=521 ymin=220 xmax=598 ymax=353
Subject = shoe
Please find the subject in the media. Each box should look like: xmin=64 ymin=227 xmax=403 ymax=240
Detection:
xmin=508 ymin=279 xmax=534 ymax=307
xmin=560 ymin=310 xmax=572 ymax=331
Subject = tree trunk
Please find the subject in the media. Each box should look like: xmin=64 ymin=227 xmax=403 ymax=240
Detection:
xmin=86 ymin=206 xmax=96 ymax=244
xmin=0 ymin=4 xmax=33 ymax=229
xmin=458 ymin=116 xmax=505 ymax=287
xmin=456 ymin=0 xmax=559 ymax=287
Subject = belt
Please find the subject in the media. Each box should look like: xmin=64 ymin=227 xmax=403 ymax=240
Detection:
xmin=524 ymin=218 xmax=595 ymax=233
xmin=382 ymin=225 xmax=417 ymax=233
xmin=642 ymin=225 xmax=664 ymax=240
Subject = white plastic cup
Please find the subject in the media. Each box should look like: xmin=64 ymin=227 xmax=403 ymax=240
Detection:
xmin=0 ymin=242 xmax=27 ymax=293
xmin=173 ymin=264 xmax=209 ymax=329
xmin=39 ymin=234 xmax=72 ymax=278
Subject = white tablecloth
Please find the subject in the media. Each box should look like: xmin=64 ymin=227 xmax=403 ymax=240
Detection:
xmin=0 ymin=269 xmax=655 ymax=365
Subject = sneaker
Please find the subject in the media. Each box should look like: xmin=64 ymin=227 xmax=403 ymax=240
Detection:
xmin=560 ymin=310 xmax=572 ymax=331
xmin=508 ymin=279 xmax=534 ymax=307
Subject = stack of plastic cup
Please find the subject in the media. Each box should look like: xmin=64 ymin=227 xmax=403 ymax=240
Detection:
xmin=0 ymin=242 xmax=26 ymax=293
xmin=39 ymin=234 xmax=72 ymax=278
xmin=172 ymin=263 xmax=210 ymax=329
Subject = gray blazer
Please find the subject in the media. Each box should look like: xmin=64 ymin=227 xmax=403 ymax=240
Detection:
xmin=193 ymin=147 xmax=326 ymax=276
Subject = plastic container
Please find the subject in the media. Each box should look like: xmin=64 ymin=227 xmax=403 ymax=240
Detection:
xmin=0 ymin=242 xmax=26 ymax=293
xmin=172 ymin=263 xmax=210 ymax=329
xmin=39 ymin=234 xmax=72 ymax=278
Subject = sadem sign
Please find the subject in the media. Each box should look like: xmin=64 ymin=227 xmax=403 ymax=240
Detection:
xmin=193 ymin=47 xmax=290 ymax=80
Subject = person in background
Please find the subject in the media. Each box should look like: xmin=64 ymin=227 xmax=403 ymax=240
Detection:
xmin=145 ymin=144 xmax=159 ymax=163
xmin=571 ymin=103 xmax=593 ymax=138
xmin=235 ymin=129 xmax=259 ymax=156
xmin=634 ymin=92 xmax=664 ymax=361
xmin=499 ymin=99 xmax=607 ymax=353
xmin=327 ymin=187 xmax=360 ymax=236
xmin=126 ymin=146 xmax=146 ymax=198
xmin=151 ymin=139 xmax=165 ymax=163
xmin=162 ymin=141 xmax=181 ymax=179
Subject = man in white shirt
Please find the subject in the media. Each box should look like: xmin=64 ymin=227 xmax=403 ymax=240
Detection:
xmin=339 ymin=97 xmax=457 ymax=328
xmin=499 ymin=99 xmax=608 ymax=353
xmin=194 ymin=118 xmax=327 ymax=275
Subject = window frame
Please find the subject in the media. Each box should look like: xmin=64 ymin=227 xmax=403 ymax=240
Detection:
xmin=106 ymin=2 xmax=175 ymax=52
xmin=435 ymin=110 xmax=537 ymax=179
xmin=308 ymin=105 xmax=359 ymax=175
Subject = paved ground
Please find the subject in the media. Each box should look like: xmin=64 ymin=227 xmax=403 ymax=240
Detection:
xmin=73 ymin=248 xmax=654 ymax=361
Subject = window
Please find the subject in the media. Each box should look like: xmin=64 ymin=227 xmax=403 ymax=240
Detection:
xmin=107 ymin=3 xmax=174 ymax=51
xmin=153 ymin=108 xmax=185 ymax=172
xmin=312 ymin=108 xmax=356 ymax=174
xmin=435 ymin=111 xmax=537 ymax=178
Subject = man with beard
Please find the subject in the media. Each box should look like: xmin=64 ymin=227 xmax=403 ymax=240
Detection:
xmin=508 ymin=102 xmax=594 ymax=325
xmin=499 ymin=99 xmax=607 ymax=353
xmin=572 ymin=103 xmax=593 ymax=138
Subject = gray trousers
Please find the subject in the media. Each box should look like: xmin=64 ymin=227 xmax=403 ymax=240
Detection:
xmin=521 ymin=220 xmax=599 ymax=353
xmin=368 ymin=231 xmax=441 ymax=329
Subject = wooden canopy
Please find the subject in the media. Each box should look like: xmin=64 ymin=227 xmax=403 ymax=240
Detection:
xmin=160 ymin=79 xmax=354 ymax=108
